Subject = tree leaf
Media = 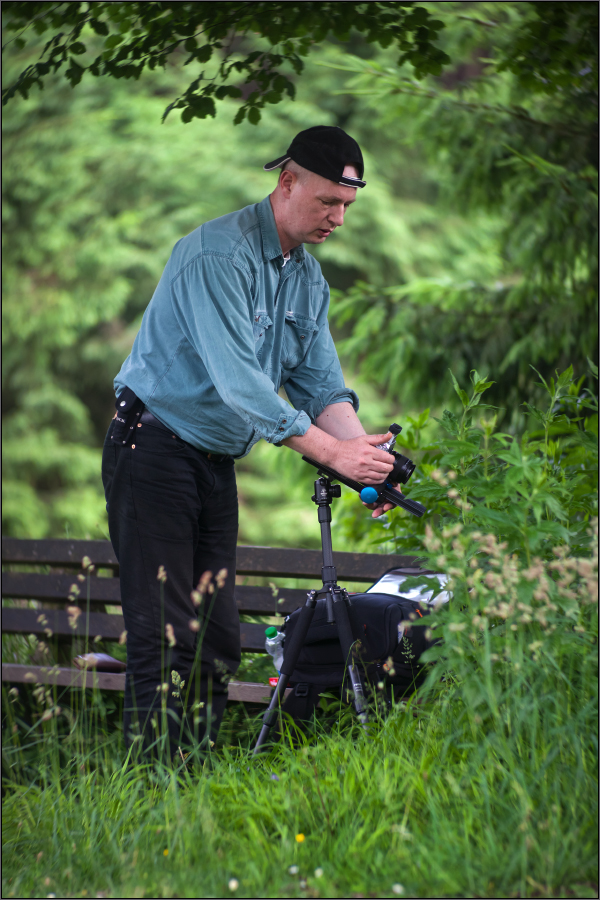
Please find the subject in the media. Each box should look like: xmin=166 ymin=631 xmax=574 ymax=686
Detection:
xmin=247 ymin=106 xmax=261 ymax=125
xmin=89 ymin=19 xmax=108 ymax=37
xmin=195 ymin=44 xmax=213 ymax=63
xmin=104 ymin=34 xmax=123 ymax=50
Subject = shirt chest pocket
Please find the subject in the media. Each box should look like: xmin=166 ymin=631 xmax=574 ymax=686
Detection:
xmin=282 ymin=313 xmax=319 ymax=369
xmin=253 ymin=313 xmax=273 ymax=361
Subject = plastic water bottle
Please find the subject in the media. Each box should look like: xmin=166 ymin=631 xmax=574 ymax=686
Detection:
xmin=265 ymin=626 xmax=284 ymax=673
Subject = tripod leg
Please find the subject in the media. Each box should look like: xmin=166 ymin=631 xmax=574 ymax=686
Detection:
xmin=253 ymin=590 xmax=318 ymax=753
xmin=332 ymin=593 xmax=369 ymax=728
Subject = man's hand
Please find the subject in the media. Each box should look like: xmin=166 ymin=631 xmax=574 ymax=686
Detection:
xmin=362 ymin=482 xmax=402 ymax=518
xmin=283 ymin=420 xmax=394 ymax=485
xmin=330 ymin=432 xmax=395 ymax=484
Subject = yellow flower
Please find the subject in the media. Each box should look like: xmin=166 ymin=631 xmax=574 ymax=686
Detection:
xmin=163 ymin=848 xmax=169 ymax=857
xmin=295 ymin=833 xmax=305 ymax=843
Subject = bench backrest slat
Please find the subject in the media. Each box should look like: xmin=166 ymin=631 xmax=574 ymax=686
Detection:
xmin=3 ymin=538 xmax=422 ymax=581
xmin=3 ymin=608 xmax=273 ymax=654
xmin=2 ymin=572 xmax=122 ymax=604
xmin=1 ymin=538 xmax=119 ymax=569
xmin=3 ymin=607 xmax=125 ymax=640
xmin=2 ymin=574 xmax=311 ymax=616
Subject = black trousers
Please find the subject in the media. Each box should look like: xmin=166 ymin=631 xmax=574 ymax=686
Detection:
xmin=101 ymin=417 xmax=240 ymax=756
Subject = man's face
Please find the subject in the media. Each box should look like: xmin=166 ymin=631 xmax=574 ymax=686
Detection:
xmin=280 ymin=165 xmax=358 ymax=246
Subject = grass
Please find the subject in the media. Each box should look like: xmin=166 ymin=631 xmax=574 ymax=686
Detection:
xmin=2 ymin=659 xmax=597 ymax=899
xmin=2 ymin=520 xmax=598 ymax=899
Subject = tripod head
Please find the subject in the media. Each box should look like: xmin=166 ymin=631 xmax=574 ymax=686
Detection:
xmin=312 ymin=478 xmax=341 ymax=506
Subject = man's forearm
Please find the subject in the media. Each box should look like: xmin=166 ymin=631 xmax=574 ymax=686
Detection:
xmin=282 ymin=402 xmax=362 ymax=464
xmin=315 ymin=401 xmax=366 ymax=440
xmin=282 ymin=422 xmax=339 ymax=468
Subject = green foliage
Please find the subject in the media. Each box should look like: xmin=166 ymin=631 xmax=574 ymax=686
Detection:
xmin=2 ymin=11 xmax=598 ymax=895
xmin=2 ymin=7 xmax=598 ymax=542
xmin=2 ymin=1 xmax=450 ymax=124
xmin=496 ymin=1 xmax=598 ymax=94
xmin=328 ymin=1 xmax=598 ymax=411
xmin=333 ymin=364 xmax=598 ymax=566
xmin=0 ymin=32 xmax=489 ymax=542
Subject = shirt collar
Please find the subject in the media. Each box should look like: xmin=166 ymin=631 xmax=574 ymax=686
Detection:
xmin=257 ymin=195 xmax=305 ymax=264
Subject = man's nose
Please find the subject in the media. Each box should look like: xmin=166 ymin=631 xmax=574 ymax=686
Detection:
xmin=327 ymin=205 xmax=345 ymax=227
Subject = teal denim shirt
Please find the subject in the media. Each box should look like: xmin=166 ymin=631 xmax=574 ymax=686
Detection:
xmin=115 ymin=195 xmax=358 ymax=457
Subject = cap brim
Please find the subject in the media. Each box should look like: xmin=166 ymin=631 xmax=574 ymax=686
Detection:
xmin=263 ymin=155 xmax=291 ymax=172
xmin=339 ymin=174 xmax=366 ymax=188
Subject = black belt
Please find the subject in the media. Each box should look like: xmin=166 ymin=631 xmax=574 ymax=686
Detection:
xmin=139 ymin=409 xmax=173 ymax=430
xmin=139 ymin=410 xmax=231 ymax=462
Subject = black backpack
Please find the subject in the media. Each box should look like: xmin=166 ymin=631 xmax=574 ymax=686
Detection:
xmin=278 ymin=590 xmax=435 ymax=727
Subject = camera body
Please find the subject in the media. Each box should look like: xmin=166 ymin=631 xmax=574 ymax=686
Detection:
xmin=389 ymin=449 xmax=415 ymax=485
xmin=375 ymin=423 xmax=415 ymax=485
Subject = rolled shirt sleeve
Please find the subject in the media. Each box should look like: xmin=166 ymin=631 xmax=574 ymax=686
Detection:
xmin=172 ymin=254 xmax=311 ymax=444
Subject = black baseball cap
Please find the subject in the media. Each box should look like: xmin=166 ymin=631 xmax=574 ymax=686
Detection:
xmin=263 ymin=125 xmax=366 ymax=188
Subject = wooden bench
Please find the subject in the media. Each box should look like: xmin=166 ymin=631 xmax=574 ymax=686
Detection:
xmin=2 ymin=537 xmax=423 ymax=704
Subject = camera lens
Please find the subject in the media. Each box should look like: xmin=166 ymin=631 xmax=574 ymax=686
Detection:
xmin=391 ymin=453 xmax=415 ymax=485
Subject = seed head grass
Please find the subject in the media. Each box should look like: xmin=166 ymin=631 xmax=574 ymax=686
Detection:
xmin=2 ymin=640 xmax=597 ymax=899
xmin=2 ymin=504 xmax=597 ymax=897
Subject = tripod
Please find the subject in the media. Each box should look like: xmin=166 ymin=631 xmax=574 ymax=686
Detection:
xmin=253 ymin=474 xmax=369 ymax=752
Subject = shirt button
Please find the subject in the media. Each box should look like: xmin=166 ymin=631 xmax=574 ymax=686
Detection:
xmin=282 ymin=419 xmax=287 ymax=424
xmin=279 ymin=427 xmax=284 ymax=431
xmin=300 ymin=335 xmax=305 ymax=339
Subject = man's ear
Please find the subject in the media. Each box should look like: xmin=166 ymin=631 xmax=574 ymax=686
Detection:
xmin=279 ymin=169 xmax=295 ymax=198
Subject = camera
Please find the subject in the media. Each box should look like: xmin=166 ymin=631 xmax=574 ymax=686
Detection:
xmin=302 ymin=422 xmax=426 ymax=518
xmin=382 ymin=424 xmax=415 ymax=485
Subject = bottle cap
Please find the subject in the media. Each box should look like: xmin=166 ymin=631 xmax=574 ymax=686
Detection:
xmin=265 ymin=626 xmax=278 ymax=638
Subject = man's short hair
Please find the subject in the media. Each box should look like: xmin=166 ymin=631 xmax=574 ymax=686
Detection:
xmin=279 ymin=159 xmax=311 ymax=184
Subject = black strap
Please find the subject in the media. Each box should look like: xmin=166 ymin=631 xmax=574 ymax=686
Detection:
xmin=112 ymin=387 xmax=144 ymax=446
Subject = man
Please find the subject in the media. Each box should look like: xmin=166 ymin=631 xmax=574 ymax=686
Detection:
xmin=102 ymin=125 xmax=396 ymax=755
